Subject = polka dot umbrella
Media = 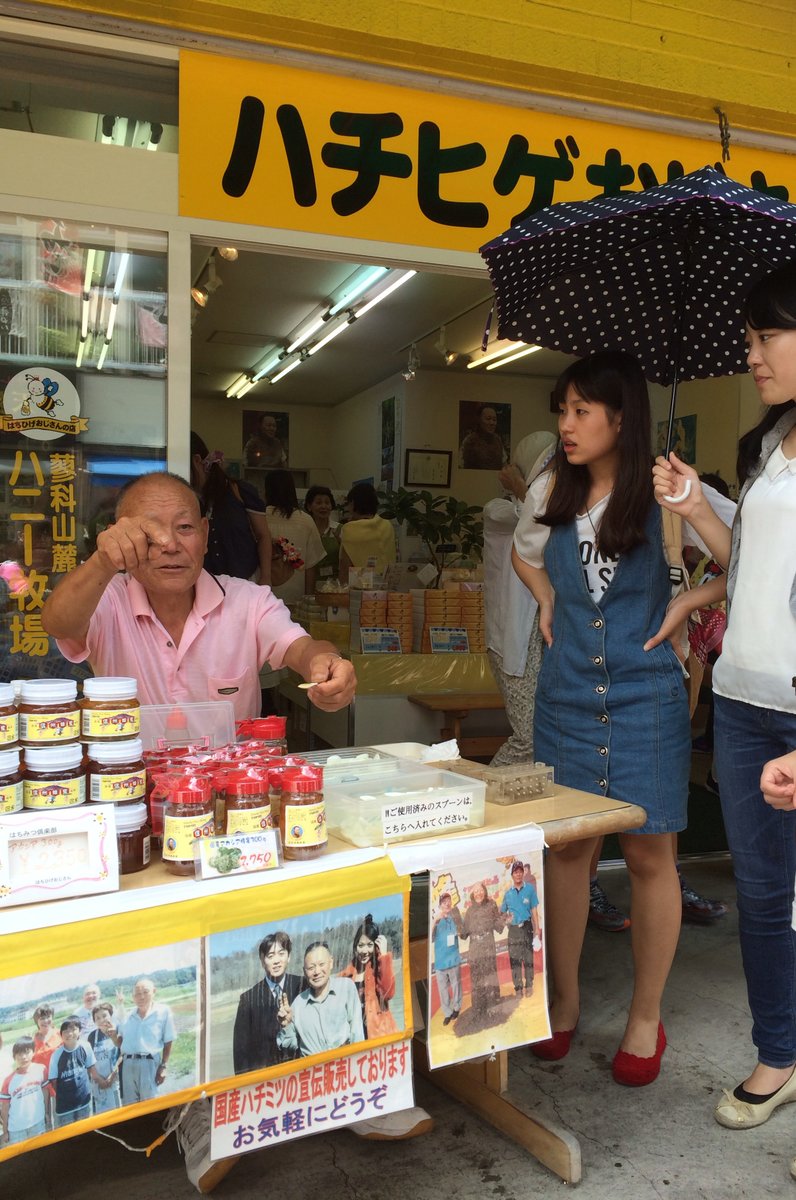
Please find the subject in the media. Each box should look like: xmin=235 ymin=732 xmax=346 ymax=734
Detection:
xmin=480 ymin=166 xmax=796 ymax=450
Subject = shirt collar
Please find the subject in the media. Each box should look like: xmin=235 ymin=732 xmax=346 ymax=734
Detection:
xmin=764 ymin=440 xmax=796 ymax=481
xmin=126 ymin=569 xmax=226 ymax=621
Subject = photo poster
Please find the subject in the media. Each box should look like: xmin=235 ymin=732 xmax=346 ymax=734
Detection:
xmin=241 ymin=409 xmax=290 ymax=468
xmin=205 ymin=891 xmax=408 ymax=1084
xmin=426 ymin=832 xmax=550 ymax=1069
xmin=656 ymin=412 xmax=697 ymax=464
xmin=457 ymin=401 xmax=511 ymax=470
xmin=0 ymin=940 xmax=201 ymax=1160
xmin=380 ymin=394 xmax=396 ymax=490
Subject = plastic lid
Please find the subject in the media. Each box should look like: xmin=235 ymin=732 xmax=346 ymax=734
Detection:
xmin=281 ymin=766 xmax=323 ymax=794
xmin=82 ymin=677 xmax=138 ymax=701
xmin=24 ymin=744 xmax=83 ymax=770
xmin=86 ymin=738 xmax=144 ymax=764
xmin=114 ymin=801 xmax=149 ymax=832
xmin=0 ymin=682 xmax=15 ymax=706
xmin=226 ymin=774 xmax=266 ymax=797
xmin=236 ymin=715 xmax=287 ymax=740
xmin=0 ymin=747 xmax=20 ymax=774
xmin=20 ymin=679 xmax=77 ymax=705
xmin=169 ymin=778 xmax=213 ymax=805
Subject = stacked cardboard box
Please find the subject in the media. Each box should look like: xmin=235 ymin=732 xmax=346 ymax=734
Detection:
xmin=418 ymin=584 xmax=486 ymax=653
xmin=386 ymin=592 xmax=413 ymax=653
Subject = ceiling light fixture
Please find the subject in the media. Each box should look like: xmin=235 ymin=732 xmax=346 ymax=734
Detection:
xmin=271 ymin=357 xmax=304 ymax=383
xmin=146 ymin=122 xmax=163 ymax=151
xmin=354 ymin=270 xmax=416 ymax=319
xmin=191 ymin=252 xmax=222 ymax=310
xmin=226 ymin=374 xmax=252 ymax=399
xmin=466 ymin=339 xmax=528 ymax=369
xmin=217 ymin=246 xmax=239 ymax=262
xmin=485 ymin=344 xmax=542 ymax=370
xmin=328 ymin=265 xmax=389 ymax=317
xmin=402 ymin=343 xmax=420 ymax=382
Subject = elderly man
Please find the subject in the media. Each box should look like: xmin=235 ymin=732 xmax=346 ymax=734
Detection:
xmin=113 ymin=978 xmax=175 ymax=1105
xmin=276 ymin=942 xmax=364 ymax=1057
xmin=42 ymin=472 xmax=356 ymax=717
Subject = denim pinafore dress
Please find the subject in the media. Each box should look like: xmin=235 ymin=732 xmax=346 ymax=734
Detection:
xmin=533 ymin=502 xmax=690 ymax=834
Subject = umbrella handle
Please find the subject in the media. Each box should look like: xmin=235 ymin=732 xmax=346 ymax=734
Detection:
xmin=663 ymin=479 xmax=692 ymax=505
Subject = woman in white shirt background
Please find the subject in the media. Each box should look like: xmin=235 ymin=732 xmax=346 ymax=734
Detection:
xmin=654 ymin=261 xmax=796 ymax=1133
xmin=263 ymin=470 xmax=325 ymax=605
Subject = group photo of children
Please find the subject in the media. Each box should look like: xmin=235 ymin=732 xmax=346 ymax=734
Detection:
xmin=0 ymin=943 xmax=200 ymax=1146
xmin=428 ymin=844 xmax=550 ymax=1069
xmin=206 ymin=893 xmax=407 ymax=1079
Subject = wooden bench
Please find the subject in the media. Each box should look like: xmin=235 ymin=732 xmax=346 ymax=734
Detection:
xmin=407 ymin=691 xmax=507 ymax=758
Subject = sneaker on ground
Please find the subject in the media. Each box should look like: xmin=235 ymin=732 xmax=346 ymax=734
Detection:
xmin=588 ymin=879 xmax=630 ymax=932
xmin=680 ymin=877 xmax=728 ymax=924
xmin=348 ymin=1106 xmax=434 ymax=1141
xmin=163 ymin=1098 xmax=238 ymax=1194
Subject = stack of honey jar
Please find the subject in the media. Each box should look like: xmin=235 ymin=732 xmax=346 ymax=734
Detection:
xmin=0 ymin=680 xmax=327 ymax=889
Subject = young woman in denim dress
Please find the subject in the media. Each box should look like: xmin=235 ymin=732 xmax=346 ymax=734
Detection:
xmin=656 ymin=263 xmax=796 ymax=1130
xmin=513 ymin=350 xmax=728 ymax=1085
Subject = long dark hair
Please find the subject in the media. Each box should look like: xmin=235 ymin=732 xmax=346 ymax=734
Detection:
xmin=351 ymin=914 xmax=382 ymax=988
xmin=539 ymin=351 xmax=653 ymax=557
xmin=264 ymin=469 xmax=299 ymax=518
xmin=737 ymin=264 xmax=796 ymax=484
xmin=190 ymin=431 xmax=235 ymax=513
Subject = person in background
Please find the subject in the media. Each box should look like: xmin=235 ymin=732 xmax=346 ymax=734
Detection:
xmin=243 ymin=413 xmax=287 ymax=468
xmin=432 ymin=893 xmax=464 ymax=1026
xmin=114 ymin=978 xmax=174 ymax=1106
xmin=263 ymin=470 xmax=325 ymax=605
xmin=190 ymin=432 xmax=271 ymax=585
xmin=87 ymin=1003 xmax=121 ymax=1114
xmin=459 ymin=404 xmax=509 ymax=470
xmin=338 ymin=483 xmax=397 ymax=579
xmin=304 ymin=485 xmax=341 ymax=582
xmin=73 ymin=984 xmax=101 ymax=1037
xmin=42 ymin=472 xmax=354 ymax=723
xmin=48 ymin=1019 xmax=102 ymax=1128
xmin=339 ymin=915 xmax=397 ymax=1039
xmin=1 ymin=1037 xmax=48 ymax=1144
xmin=461 ymin=881 xmax=507 ymax=1021
xmin=31 ymin=1004 xmax=61 ymax=1073
xmin=232 ymin=931 xmax=303 ymax=1074
xmin=500 ymin=861 xmax=541 ymax=996
xmin=483 ymin=430 xmax=557 ymax=766
xmin=653 ymin=262 xmax=796 ymax=1131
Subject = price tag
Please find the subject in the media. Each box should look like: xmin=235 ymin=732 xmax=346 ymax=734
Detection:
xmin=194 ymin=830 xmax=281 ymax=879
xmin=360 ymin=627 xmax=402 ymax=653
xmin=429 ymin=627 xmax=470 ymax=653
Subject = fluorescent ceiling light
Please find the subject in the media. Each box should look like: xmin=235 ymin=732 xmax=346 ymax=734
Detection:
xmin=308 ymin=318 xmax=350 ymax=356
xmin=467 ymin=339 xmax=527 ymax=368
xmin=485 ymin=345 xmax=542 ymax=370
xmin=105 ymin=301 xmax=119 ymax=341
xmin=328 ymin=266 xmax=388 ymax=316
xmin=251 ymin=353 xmax=285 ymax=383
xmin=354 ymin=270 xmax=416 ymax=318
xmin=96 ymin=341 xmax=110 ymax=371
xmin=226 ymin=375 xmax=250 ymax=399
xmin=236 ymin=380 xmax=255 ymax=397
xmin=112 ymin=252 xmax=130 ymax=300
xmin=286 ymin=314 xmax=326 ymax=355
xmin=75 ymin=338 xmax=87 ymax=369
xmin=83 ymin=248 xmax=96 ymax=294
xmin=271 ymin=357 xmax=303 ymax=383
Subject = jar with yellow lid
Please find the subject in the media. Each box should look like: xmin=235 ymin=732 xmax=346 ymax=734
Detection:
xmin=19 ymin=680 xmax=79 ymax=747
xmin=81 ymin=677 xmax=140 ymax=741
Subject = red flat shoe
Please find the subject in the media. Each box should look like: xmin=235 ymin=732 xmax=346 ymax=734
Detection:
xmin=531 ymin=1026 xmax=577 ymax=1061
xmin=612 ymin=1022 xmax=666 ymax=1086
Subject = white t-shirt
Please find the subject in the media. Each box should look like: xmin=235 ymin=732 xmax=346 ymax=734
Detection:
xmin=483 ymin=494 xmax=539 ymax=674
xmin=713 ymin=440 xmax=796 ymax=713
xmin=265 ymin=508 xmax=326 ymax=603
xmin=513 ymin=473 xmax=736 ymax=604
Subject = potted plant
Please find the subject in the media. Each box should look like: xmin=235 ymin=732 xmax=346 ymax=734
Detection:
xmin=377 ymin=486 xmax=483 ymax=588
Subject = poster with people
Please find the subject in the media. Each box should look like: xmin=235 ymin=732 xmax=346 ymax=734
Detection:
xmin=457 ymin=401 xmax=511 ymax=470
xmin=0 ymin=942 xmax=201 ymax=1147
xmin=426 ymin=832 xmax=549 ymax=1069
xmin=205 ymin=892 xmax=407 ymax=1081
xmin=242 ymin=410 xmax=289 ymax=468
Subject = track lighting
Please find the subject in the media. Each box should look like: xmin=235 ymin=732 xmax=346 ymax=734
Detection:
xmin=402 ymin=343 xmax=420 ymax=382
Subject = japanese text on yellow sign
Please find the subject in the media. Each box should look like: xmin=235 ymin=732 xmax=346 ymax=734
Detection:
xmin=180 ymin=53 xmax=796 ymax=254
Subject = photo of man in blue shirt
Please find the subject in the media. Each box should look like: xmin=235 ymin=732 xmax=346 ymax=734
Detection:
xmin=431 ymin=893 xmax=464 ymax=1025
xmin=500 ymin=862 xmax=541 ymax=995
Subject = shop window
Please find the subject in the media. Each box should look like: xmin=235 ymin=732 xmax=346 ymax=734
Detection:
xmin=0 ymin=213 xmax=168 ymax=681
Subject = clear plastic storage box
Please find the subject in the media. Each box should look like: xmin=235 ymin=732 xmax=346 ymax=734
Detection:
xmin=325 ymin=761 xmax=486 ymax=847
xmin=436 ymin=759 xmax=555 ymax=805
xmin=301 ymin=746 xmax=402 ymax=785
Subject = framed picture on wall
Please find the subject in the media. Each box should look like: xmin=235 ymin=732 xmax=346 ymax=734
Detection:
xmin=404 ymin=448 xmax=452 ymax=488
xmin=242 ymin=410 xmax=289 ymax=468
xmin=457 ymin=401 xmax=510 ymax=469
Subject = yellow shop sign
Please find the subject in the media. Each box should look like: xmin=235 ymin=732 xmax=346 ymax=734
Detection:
xmin=180 ymin=51 xmax=796 ymax=254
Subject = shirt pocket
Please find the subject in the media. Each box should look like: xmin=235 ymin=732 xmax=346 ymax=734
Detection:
xmin=207 ymin=671 xmax=253 ymax=720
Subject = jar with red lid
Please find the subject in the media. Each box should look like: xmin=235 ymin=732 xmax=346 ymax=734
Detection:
xmin=162 ymin=779 xmax=215 ymax=876
xmin=279 ymin=767 xmax=326 ymax=860
xmin=225 ymin=772 xmax=272 ymax=836
xmin=235 ymin=715 xmax=287 ymax=756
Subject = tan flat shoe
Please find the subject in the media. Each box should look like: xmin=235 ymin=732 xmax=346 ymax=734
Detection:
xmin=714 ymin=1068 xmax=796 ymax=1129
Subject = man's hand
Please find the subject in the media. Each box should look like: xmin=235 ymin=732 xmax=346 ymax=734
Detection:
xmin=277 ymin=997 xmax=293 ymax=1028
xmin=305 ymin=653 xmax=356 ymax=712
xmin=155 ymin=1062 xmax=167 ymax=1086
xmin=95 ymin=516 xmax=172 ymax=576
xmin=498 ymin=463 xmax=527 ymax=502
xmin=760 ymin=751 xmax=796 ymax=810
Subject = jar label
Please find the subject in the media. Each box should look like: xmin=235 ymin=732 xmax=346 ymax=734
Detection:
xmin=24 ymin=775 xmax=85 ymax=809
xmin=0 ymin=713 xmax=19 ymax=745
xmin=82 ymin=708 xmax=140 ymax=738
xmin=0 ymin=779 xmax=22 ymax=813
xmin=142 ymin=834 xmax=151 ymax=866
xmin=162 ymin=812 xmax=215 ymax=862
xmin=226 ymin=805 xmax=272 ymax=836
xmin=90 ymin=770 xmax=146 ymax=803
xmin=283 ymin=801 xmax=327 ymax=848
xmin=20 ymin=711 xmax=79 ymax=742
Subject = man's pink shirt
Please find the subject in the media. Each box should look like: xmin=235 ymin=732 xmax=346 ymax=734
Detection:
xmin=56 ymin=571 xmax=307 ymax=721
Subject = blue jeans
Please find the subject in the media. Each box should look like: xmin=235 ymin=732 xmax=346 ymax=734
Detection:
xmin=714 ymin=694 xmax=796 ymax=1067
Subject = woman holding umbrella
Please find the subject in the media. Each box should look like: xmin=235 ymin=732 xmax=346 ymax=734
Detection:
xmin=512 ymin=349 xmax=733 ymax=1086
xmin=654 ymin=262 xmax=796 ymax=1128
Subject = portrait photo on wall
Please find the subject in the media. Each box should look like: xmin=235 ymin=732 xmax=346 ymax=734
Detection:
xmin=0 ymin=941 xmax=201 ymax=1146
xmin=242 ymin=410 xmax=289 ymax=468
xmin=656 ymin=412 xmax=697 ymax=464
xmin=457 ymin=401 xmax=511 ymax=470
xmin=206 ymin=893 xmax=407 ymax=1081
xmin=427 ymin=842 xmax=549 ymax=1069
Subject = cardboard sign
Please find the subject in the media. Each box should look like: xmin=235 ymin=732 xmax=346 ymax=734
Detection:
xmin=0 ymin=805 xmax=119 ymax=907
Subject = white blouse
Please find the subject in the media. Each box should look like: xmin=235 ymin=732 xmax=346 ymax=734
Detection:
xmin=713 ymin=440 xmax=796 ymax=714
xmin=514 ymin=473 xmax=736 ymax=605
